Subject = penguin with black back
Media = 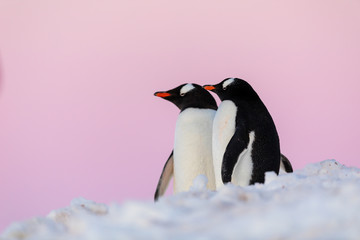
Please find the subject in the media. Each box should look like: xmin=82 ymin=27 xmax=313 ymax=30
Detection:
xmin=153 ymin=83 xmax=217 ymax=201
xmin=204 ymin=78 xmax=284 ymax=188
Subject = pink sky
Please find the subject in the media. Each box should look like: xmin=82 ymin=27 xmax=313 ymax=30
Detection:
xmin=1 ymin=0 xmax=360 ymax=231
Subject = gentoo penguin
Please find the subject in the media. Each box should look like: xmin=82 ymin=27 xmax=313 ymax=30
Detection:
xmin=204 ymin=78 xmax=281 ymax=188
xmin=153 ymin=83 xmax=217 ymax=201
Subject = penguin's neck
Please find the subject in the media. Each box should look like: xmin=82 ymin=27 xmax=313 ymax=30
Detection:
xmin=214 ymin=100 xmax=237 ymax=143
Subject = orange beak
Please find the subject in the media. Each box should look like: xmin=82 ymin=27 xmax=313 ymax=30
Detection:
xmin=203 ymin=85 xmax=215 ymax=91
xmin=154 ymin=92 xmax=171 ymax=98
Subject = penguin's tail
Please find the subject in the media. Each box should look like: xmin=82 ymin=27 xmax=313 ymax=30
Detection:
xmin=280 ymin=154 xmax=293 ymax=173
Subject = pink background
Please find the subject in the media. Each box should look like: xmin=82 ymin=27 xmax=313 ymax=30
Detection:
xmin=1 ymin=0 xmax=359 ymax=231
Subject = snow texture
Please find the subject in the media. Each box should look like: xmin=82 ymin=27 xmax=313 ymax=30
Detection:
xmin=2 ymin=160 xmax=360 ymax=240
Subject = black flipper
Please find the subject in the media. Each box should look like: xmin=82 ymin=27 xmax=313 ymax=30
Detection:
xmin=221 ymin=127 xmax=249 ymax=184
xmin=280 ymin=154 xmax=293 ymax=173
xmin=154 ymin=151 xmax=174 ymax=201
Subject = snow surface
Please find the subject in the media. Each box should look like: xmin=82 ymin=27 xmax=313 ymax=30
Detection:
xmin=2 ymin=160 xmax=360 ymax=240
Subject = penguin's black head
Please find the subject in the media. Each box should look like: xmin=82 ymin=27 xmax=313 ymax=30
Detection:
xmin=204 ymin=78 xmax=259 ymax=101
xmin=154 ymin=83 xmax=217 ymax=111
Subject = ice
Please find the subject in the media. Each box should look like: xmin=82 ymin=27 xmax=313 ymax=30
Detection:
xmin=189 ymin=174 xmax=208 ymax=192
xmin=1 ymin=160 xmax=360 ymax=240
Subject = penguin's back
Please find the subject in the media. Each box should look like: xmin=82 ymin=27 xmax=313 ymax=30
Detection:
xmin=239 ymin=101 xmax=281 ymax=184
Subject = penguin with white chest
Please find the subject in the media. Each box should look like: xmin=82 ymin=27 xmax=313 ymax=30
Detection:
xmin=204 ymin=78 xmax=282 ymax=188
xmin=154 ymin=83 xmax=217 ymax=201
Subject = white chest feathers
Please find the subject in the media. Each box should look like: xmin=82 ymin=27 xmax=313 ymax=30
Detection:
xmin=212 ymin=101 xmax=256 ymax=188
xmin=173 ymin=108 xmax=216 ymax=193
xmin=212 ymin=100 xmax=237 ymax=189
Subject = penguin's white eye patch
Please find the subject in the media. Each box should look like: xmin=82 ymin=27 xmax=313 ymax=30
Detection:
xmin=223 ymin=78 xmax=235 ymax=90
xmin=180 ymin=84 xmax=195 ymax=96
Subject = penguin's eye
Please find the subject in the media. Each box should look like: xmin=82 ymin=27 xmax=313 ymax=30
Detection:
xmin=180 ymin=93 xmax=185 ymax=97
xmin=223 ymin=86 xmax=227 ymax=90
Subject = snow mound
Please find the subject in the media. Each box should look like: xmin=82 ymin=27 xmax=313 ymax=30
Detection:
xmin=2 ymin=160 xmax=360 ymax=240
